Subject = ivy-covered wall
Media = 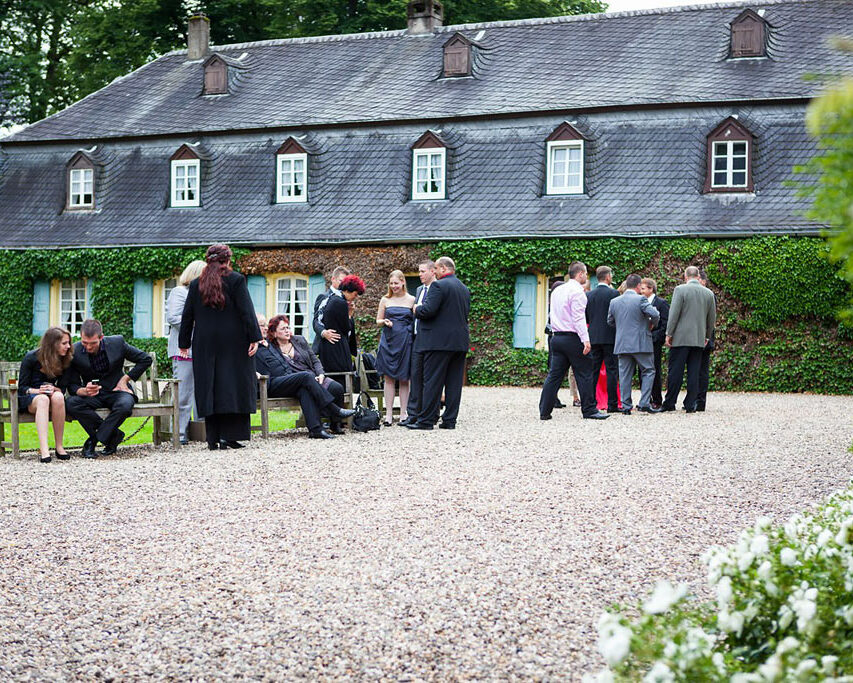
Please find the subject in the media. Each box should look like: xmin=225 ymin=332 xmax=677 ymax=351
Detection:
xmin=1 ymin=236 xmax=850 ymax=393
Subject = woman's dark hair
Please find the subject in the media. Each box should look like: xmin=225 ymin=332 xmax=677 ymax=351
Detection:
xmin=339 ymin=274 xmax=365 ymax=295
xmin=37 ymin=327 xmax=73 ymax=378
xmin=267 ymin=314 xmax=290 ymax=345
xmin=199 ymin=243 xmax=233 ymax=309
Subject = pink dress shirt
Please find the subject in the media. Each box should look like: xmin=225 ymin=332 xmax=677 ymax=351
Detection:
xmin=549 ymin=279 xmax=589 ymax=344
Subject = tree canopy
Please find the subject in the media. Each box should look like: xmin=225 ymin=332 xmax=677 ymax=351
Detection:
xmin=0 ymin=0 xmax=605 ymax=127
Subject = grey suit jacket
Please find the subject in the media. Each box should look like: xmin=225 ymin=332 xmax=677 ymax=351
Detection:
xmin=666 ymin=280 xmax=717 ymax=348
xmin=607 ymin=290 xmax=660 ymax=355
xmin=166 ymin=285 xmax=189 ymax=359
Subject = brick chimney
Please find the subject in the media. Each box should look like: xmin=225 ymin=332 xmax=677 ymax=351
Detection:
xmin=407 ymin=0 xmax=443 ymax=35
xmin=187 ymin=14 xmax=210 ymax=60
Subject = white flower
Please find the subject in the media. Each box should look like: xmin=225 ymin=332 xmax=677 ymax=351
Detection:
xmin=643 ymin=661 xmax=675 ymax=683
xmin=717 ymin=576 xmax=733 ymax=606
xmin=789 ymin=584 xmax=818 ymax=633
xmin=712 ymin=652 xmax=726 ymax=675
xmin=838 ymin=605 xmax=853 ymax=626
xmin=757 ymin=560 xmax=773 ymax=581
xmin=778 ymin=605 xmax=794 ymax=630
xmin=776 ymin=636 xmax=800 ymax=654
xmin=597 ymin=613 xmax=632 ymax=668
xmin=795 ymin=659 xmax=818 ymax=676
xmin=738 ymin=551 xmax=755 ymax=571
xmin=582 ymin=670 xmax=615 ymax=683
xmin=718 ymin=609 xmax=745 ymax=635
xmin=758 ymin=655 xmax=782 ymax=681
xmin=750 ymin=534 xmax=770 ymax=555
xmin=780 ymin=547 xmax=798 ymax=566
xmin=730 ymin=674 xmax=762 ymax=683
xmin=835 ymin=517 xmax=853 ymax=546
xmin=643 ymin=580 xmax=688 ymax=615
xmin=818 ymin=529 xmax=834 ymax=547
xmin=755 ymin=515 xmax=772 ymax=531
xmin=822 ymin=655 xmax=839 ymax=675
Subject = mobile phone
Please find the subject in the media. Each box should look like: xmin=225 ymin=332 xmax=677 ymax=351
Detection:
xmin=91 ymin=379 xmax=100 ymax=386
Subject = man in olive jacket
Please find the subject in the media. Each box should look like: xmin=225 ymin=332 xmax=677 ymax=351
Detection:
xmin=661 ymin=266 xmax=717 ymax=413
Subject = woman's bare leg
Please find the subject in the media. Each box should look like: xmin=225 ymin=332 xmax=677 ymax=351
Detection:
xmin=49 ymin=391 xmax=67 ymax=454
xmin=28 ymin=395 xmax=50 ymax=459
xmin=383 ymin=377 xmax=396 ymax=423
xmin=398 ymin=380 xmax=410 ymax=421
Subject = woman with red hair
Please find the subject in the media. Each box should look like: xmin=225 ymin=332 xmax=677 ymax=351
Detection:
xmin=318 ymin=274 xmax=364 ymax=376
xmin=179 ymin=244 xmax=263 ymax=450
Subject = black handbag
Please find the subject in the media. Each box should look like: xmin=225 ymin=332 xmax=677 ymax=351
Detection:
xmin=351 ymin=391 xmax=380 ymax=432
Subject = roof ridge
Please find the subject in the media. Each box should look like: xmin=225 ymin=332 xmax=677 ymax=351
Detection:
xmin=163 ymin=0 xmax=812 ymax=55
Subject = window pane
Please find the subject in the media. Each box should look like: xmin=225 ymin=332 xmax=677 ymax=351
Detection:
xmin=713 ymin=172 xmax=727 ymax=185
xmin=552 ymin=148 xmax=567 ymax=163
xmin=417 ymin=167 xmax=428 ymax=182
xmin=732 ymin=172 xmax=746 ymax=186
xmin=568 ymin=147 xmax=581 ymax=162
xmin=732 ymin=156 xmax=746 ymax=170
xmin=568 ymin=160 xmax=581 ymax=175
xmin=416 ymin=155 xmax=427 ymax=169
xmin=714 ymin=157 xmax=727 ymax=171
xmin=83 ymin=193 xmax=93 ymax=204
xmin=553 ymin=161 xmax=566 ymax=176
xmin=187 ymin=165 xmax=197 ymax=178
xmin=732 ymin=142 xmax=747 ymax=155
xmin=713 ymin=142 xmax=728 ymax=155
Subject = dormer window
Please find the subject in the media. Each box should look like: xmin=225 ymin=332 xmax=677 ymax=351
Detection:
xmin=443 ymin=34 xmax=472 ymax=77
xmin=170 ymin=145 xmax=201 ymax=207
xmin=203 ymin=55 xmax=228 ymax=95
xmin=729 ymin=9 xmax=767 ymax=58
xmin=545 ymin=122 xmax=585 ymax=195
xmin=66 ymin=153 xmax=94 ymax=209
xmin=276 ymin=138 xmax=308 ymax=203
xmin=411 ymin=131 xmax=446 ymax=201
xmin=704 ymin=117 xmax=755 ymax=192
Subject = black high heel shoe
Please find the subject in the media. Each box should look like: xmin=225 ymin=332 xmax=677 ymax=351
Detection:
xmin=221 ymin=440 xmax=244 ymax=449
xmin=208 ymin=441 xmax=219 ymax=450
xmin=39 ymin=454 xmax=52 ymax=463
xmin=54 ymin=450 xmax=70 ymax=461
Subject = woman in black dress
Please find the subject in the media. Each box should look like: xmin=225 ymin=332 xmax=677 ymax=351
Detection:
xmin=318 ymin=274 xmax=364 ymax=376
xmin=18 ymin=327 xmax=72 ymax=462
xmin=179 ymin=244 xmax=262 ymax=450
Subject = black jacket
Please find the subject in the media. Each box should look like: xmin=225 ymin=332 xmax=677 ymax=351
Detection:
xmin=318 ymin=294 xmax=358 ymax=373
xmin=63 ymin=335 xmax=152 ymax=395
xmin=650 ymin=295 xmax=671 ymax=345
xmin=311 ymin=288 xmax=332 ymax=353
xmin=18 ymin=349 xmax=70 ymax=399
xmin=254 ymin=343 xmax=296 ymax=379
xmin=290 ymin=334 xmax=325 ymax=376
xmin=586 ymin=284 xmax=619 ymax=345
xmin=414 ymin=273 xmax=471 ymax=352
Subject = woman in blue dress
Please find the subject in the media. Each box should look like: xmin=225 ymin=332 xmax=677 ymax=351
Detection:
xmin=374 ymin=269 xmax=415 ymax=426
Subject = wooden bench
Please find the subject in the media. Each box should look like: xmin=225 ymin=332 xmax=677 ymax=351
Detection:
xmin=253 ymin=370 xmax=355 ymax=439
xmin=0 ymin=353 xmax=181 ymax=458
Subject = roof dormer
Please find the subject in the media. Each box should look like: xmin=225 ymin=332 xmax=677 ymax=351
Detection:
xmin=203 ymin=54 xmax=228 ymax=95
xmin=729 ymin=9 xmax=768 ymax=59
xmin=443 ymin=33 xmax=472 ymax=78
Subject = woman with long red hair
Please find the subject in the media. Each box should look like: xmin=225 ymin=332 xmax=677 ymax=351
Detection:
xmin=179 ymin=244 xmax=263 ymax=450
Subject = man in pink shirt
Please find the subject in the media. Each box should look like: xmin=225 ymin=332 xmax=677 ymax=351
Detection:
xmin=538 ymin=262 xmax=610 ymax=420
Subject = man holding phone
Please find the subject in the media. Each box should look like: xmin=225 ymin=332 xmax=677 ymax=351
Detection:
xmin=64 ymin=319 xmax=153 ymax=458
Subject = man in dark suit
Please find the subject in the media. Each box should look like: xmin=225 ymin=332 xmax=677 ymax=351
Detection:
xmin=586 ymin=265 xmax=620 ymax=412
xmin=400 ymin=259 xmax=436 ymax=427
xmin=640 ymin=277 xmax=670 ymax=409
xmin=696 ymin=271 xmax=717 ymax=411
xmin=311 ymin=265 xmax=350 ymax=353
xmin=407 ymin=256 xmax=471 ymax=430
xmin=64 ymin=319 xmax=153 ymax=458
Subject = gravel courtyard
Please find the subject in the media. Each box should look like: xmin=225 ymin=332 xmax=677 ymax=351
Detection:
xmin=1 ymin=388 xmax=852 ymax=681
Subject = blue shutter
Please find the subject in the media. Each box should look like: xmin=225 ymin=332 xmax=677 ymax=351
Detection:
xmin=246 ymin=275 xmax=267 ymax=313
xmin=32 ymin=280 xmax=50 ymax=335
xmin=132 ymin=278 xmax=153 ymax=338
xmin=307 ymin=273 xmax=327 ymax=343
xmin=512 ymin=274 xmax=538 ymax=349
xmin=86 ymin=278 xmax=95 ymax=318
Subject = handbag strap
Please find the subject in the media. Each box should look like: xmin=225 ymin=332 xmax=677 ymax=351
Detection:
xmin=357 ymin=390 xmax=376 ymax=411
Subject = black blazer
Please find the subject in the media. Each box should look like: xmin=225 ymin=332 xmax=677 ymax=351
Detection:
xmin=63 ymin=335 xmax=152 ymax=395
xmin=414 ymin=274 xmax=471 ymax=352
xmin=586 ymin=284 xmax=619 ymax=345
xmin=254 ymin=343 xmax=296 ymax=379
xmin=18 ymin=349 xmax=69 ymax=399
xmin=650 ymin=295 xmax=671 ymax=345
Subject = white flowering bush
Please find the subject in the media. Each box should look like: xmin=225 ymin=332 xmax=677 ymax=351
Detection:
xmin=586 ymin=486 xmax=853 ymax=682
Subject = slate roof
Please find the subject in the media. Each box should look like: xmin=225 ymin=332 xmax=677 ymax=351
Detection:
xmin=3 ymin=0 xmax=852 ymax=144
xmin=0 ymin=105 xmax=823 ymax=248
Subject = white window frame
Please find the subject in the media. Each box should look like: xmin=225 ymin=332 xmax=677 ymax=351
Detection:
xmin=546 ymin=140 xmax=584 ymax=195
xmin=171 ymin=159 xmax=200 ymax=207
xmin=711 ymin=140 xmax=749 ymax=189
xmin=411 ymin=148 xmax=446 ymax=201
xmin=276 ymin=152 xmax=308 ymax=203
xmin=59 ymin=279 xmax=89 ymax=336
xmin=274 ymin=275 xmax=310 ymax=337
xmin=69 ymin=168 xmax=94 ymax=208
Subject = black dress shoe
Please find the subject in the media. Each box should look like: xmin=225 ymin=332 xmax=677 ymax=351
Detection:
xmin=606 ymin=408 xmax=621 ymax=414
xmin=554 ymin=399 xmax=566 ymax=409
xmin=685 ymin=408 xmax=696 ymax=414
xmin=99 ymin=429 xmax=125 ymax=456
xmin=540 ymin=414 xmax=552 ymax=421
xmin=221 ymin=440 xmax=244 ymax=449
xmin=619 ymin=408 xmax=632 ymax=415
xmin=637 ymin=405 xmax=661 ymax=414
xmin=55 ymin=450 xmax=70 ymax=460
xmin=398 ymin=418 xmax=413 ymax=426
xmin=695 ymin=405 xmax=706 ymax=412
xmin=40 ymin=454 xmax=52 ymax=463
xmin=208 ymin=441 xmax=219 ymax=450
xmin=81 ymin=436 xmax=97 ymax=459
xmin=405 ymin=422 xmax=433 ymax=430
xmin=309 ymin=430 xmax=335 ymax=439
xmin=659 ymin=405 xmax=676 ymax=412
xmin=572 ymin=399 xmax=582 ymax=407
xmin=583 ymin=412 xmax=610 ymax=420
xmin=330 ymin=422 xmax=346 ymax=435
xmin=334 ymin=407 xmax=356 ymax=419
xmin=438 ymin=422 xmax=455 ymax=430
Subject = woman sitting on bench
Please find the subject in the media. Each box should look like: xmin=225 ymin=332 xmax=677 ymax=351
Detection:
xmin=255 ymin=319 xmax=356 ymax=440
xmin=18 ymin=327 xmax=72 ymax=462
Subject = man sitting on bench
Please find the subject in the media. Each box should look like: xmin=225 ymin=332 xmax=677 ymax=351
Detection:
xmin=64 ymin=319 xmax=153 ymax=458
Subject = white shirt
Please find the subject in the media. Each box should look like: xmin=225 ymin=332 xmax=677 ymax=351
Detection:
xmin=413 ymin=283 xmax=430 ymax=334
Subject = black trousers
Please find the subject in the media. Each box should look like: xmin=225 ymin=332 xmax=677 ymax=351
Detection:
xmin=663 ymin=346 xmax=703 ymax=411
xmin=420 ymin=350 xmax=466 ymax=426
xmin=539 ymin=333 xmax=597 ymax=418
xmin=651 ymin=341 xmax=665 ymax=406
xmin=696 ymin=347 xmax=712 ymax=408
xmin=588 ymin=343 xmax=618 ymax=410
xmin=406 ymin=344 xmax=425 ymax=420
xmin=546 ymin=334 xmax=562 ymax=402
xmin=269 ymin=371 xmax=336 ymax=433
xmin=66 ymin=390 xmax=136 ymax=444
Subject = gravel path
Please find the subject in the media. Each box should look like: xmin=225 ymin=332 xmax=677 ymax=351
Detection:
xmin=1 ymin=388 xmax=852 ymax=681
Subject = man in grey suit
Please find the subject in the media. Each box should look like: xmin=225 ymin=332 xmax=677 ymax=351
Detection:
xmin=661 ymin=266 xmax=717 ymax=413
xmin=607 ymin=273 xmax=661 ymax=414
